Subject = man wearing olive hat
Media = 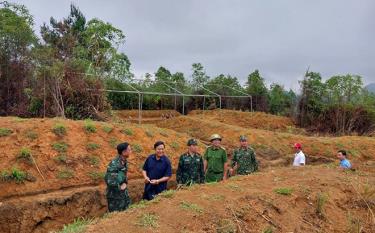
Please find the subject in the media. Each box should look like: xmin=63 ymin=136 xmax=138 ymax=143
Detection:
xmin=104 ymin=142 xmax=132 ymax=212
xmin=203 ymin=134 xmax=228 ymax=182
xmin=176 ymin=139 xmax=205 ymax=185
xmin=229 ymin=135 xmax=258 ymax=176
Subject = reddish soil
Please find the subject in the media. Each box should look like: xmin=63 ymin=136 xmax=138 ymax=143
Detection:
xmin=114 ymin=109 xmax=181 ymax=123
xmin=85 ymin=166 xmax=375 ymax=233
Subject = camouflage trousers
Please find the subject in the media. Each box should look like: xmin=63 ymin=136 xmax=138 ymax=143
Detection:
xmin=107 ymin=188 xmax=131 ymax=212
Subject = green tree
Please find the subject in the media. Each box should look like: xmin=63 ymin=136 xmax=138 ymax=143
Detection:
xmin=191 ymin=63 xmax=209 ymax=86
xmin=245 ymin=70 xmax=268 ymax=111
xmin=325 ymin=74 xmax=363 ymax=105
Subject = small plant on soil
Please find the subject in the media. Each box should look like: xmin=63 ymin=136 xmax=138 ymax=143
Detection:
xmin=316 ymin=192 xmax=328 ymax=217
xmin=133 ymin=144 xmax=143 ymax=153
xmin=87 ymin=171 xmax=105 ymax=181
xmin=52 ymin=142 xmax=68 ymax=153
xmin=102 ymin=124 xmax=113 ymax=133
xmin=60 ymin=217 xmax=94 ymax=233
xmin=11 ymin=167 xmax=27 ymax=183
xmin=180 ymin=201 xmax=203 ymax=213
xmin=136 ymin=213 xmax=159 ymax=228
xmin=159 ymin=190 xmax=176 ymax=198
xmin=52 ymin=123 xmax=67 ymax=136
xmin=159 ymin=130 xmax=169 ymax=137
xmin=170 ymin=141 xmax=179 ymax=150
xmin=129 ymin=200 xmax=149 ymax=209
xmin=83 ymin=119 xmax=97 ymax=133
xmin=121 ymin=128 xmax=133 ymax=136
xmin=87 ymin=155 xmax=100 ymax=166
xmin=274 ymin=187 xmax=293 ymax=196
xmin=0 ymin=170 xmax=10 ymax=182
xmin=54 ymin=154 xmax=67 ymax=164
xmin=0 ymin=127 xmax=12 ymax=137
xmin=86 ymin=142 xmax=100 ymax=151
xmin=109 ymin=138 xmax=119 ymax=148
xmin=25 ymin=130 xmax=38 ymax=140
xmin=262 ymin=226 xmax=274 ymax=233
xmin=226 ymin=184 xmax=242 ymax=191
xmin=17 ymin=147 xmax=33 ymax=164
xmin=145 ymin=130 xmax=154 ymax=138
xmin=347 ymin=212 xmax=362 ymax=233
xmin=57 ymin=168 xmax=74 ymax=179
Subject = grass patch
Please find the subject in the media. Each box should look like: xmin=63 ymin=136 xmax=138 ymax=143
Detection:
xmin=17 ymin=147 xmax=33 ymax=164
xmin=129 ymin=200 xmax=149 ymax=209
xmin=136 ymin=213 xmax=159 ymax=228
xmin=0 ymin=128 xmax=12 ymax=137
xmin=102 ymin=124 xmax=113 ymax=133
xmin=52 ymin=142 xmax=68 ymax=153
xmin=25 ymin=130 xmax=38 ymax=140
xmin=262 ymin=226 xmax=274 ymax=233
xmin=121 ymin=128 xmax=134 ymax=136
xmin=159 ymin=130 xmax=169 ymax=137
xmin=57 ymin=168 xmax=75 ymax=179
xmin=86 ymin=142 xmax=100 ymax=151
xmin=54 ymin=154 xmax=67 ymax=164
xmin=133 ymin=144 xmax=143 ymax=153
xmin=1 ymin=167 xmax=28 ymax=184
xmin=274 ymin=187 xmax=293 ymax=196
xmin=226 ymin=184 xmax=242 ymax=191
xmin=170 ymin=141 xmax=179 ymax=150
xmin=13 ymin=117 xmax=27 ymax=122
xmin=83 ymin=119 xmax=97 ymax=133
xmin=86 ymin=155 xmax=100 ymax=166
xmin=59 ymin=217 xmax=94 ymax=233
xmin=87 ymin=171 xmax=105 ymax=181
xmin=145 ymin=130 xmax=154 ymax=138
xmin=109 ymin=138 xmax=119 ymax=148
xmin=52 ymin=123 xmax=67 ymax=137
xmin=316 ymin=192 xmax=328 ymax=217
xmin=216 ymin=219 xmax=236 ymax=233
xmin=159 ymin=189 xmax=176 ymax=198
xmin=180 ymin=201 xmax=203 ymax=213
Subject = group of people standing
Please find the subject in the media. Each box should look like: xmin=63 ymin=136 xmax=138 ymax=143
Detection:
xmin=104 ymin=133 xmax=258 ymax=212
xmin=104 ymin=134 xmax=352 ymax=213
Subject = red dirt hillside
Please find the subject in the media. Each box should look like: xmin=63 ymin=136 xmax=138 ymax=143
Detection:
xmin=85 ymin=166 xmax=375 ymax=233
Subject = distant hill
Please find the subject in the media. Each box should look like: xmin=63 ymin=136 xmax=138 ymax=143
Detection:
xmin=365 ymin=83 xmax=375 ymax=93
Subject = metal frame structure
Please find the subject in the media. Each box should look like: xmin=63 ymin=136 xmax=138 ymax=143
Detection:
xmin=90 ymin=77 xmax=253 ymax=124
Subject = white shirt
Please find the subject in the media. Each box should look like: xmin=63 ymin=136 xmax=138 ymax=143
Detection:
xmin=293 ymin=151 xmax=305 ymax=166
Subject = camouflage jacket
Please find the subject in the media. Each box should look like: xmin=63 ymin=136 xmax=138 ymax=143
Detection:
xmin=232 ymin=147 xmax=258 ymax=175
xmin=176 ymin=152 xmax=205 ymax=185
xmin=105 ymin=155 xmax=128 ymax=199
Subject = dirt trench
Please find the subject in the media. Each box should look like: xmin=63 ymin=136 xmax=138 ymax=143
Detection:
xmin=0 ymin=178 xmax=176 ymax=233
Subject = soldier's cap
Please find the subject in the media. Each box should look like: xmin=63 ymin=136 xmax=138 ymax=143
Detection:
xmin=209 ymin=134 xmax=222 ymax=142
xmin=187 ymin=138 xmax=198 ymax=146
xmin=239 ymin=135 xmax=247 ymax=141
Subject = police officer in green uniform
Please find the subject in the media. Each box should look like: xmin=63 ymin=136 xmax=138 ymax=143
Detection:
xmin=104 ymin=142 xmax=132 ymax=212
xmin=229 ymin=135 xmax=258 ymax=176
xmin=203 ymin=134 xmax=228 ymax=182
xmin=176 ymin=139 xmax=205 ymax=185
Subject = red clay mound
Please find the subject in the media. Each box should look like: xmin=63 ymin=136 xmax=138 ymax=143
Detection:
xmin=85 ymin=166 xmax=375 ymax=233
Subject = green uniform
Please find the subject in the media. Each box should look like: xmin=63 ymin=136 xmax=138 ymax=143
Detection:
xmin=232 ymin=146 xmax=258 ymax=175
xmin=176 ymin=152 xmax=205 ymax=185
xmin=204 ymin=146 xmax=227 ymax=182
xmin=104 ymin=155 xmax=131 ymax=212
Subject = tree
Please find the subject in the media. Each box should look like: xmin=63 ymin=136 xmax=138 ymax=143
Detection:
xmin=325 ymin=74 xmax=363 ymax=105
xmin=191 ymin=63 xmax=209 ymax=86
xmin=245 ymin=70 xmax=268 ymax=111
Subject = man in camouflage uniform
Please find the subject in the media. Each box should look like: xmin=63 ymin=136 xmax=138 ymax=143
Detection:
xmin=204 ymin=134 xmax=229 ymax=182
xmin=229 ymin=135 xmax=258 ymax=176
xmin=176 ymin=139 xmax=205 ymax=185
xmin=104 ymin=142 xmax=132 ymax=212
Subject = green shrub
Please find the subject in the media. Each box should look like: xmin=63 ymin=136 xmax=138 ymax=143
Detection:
xmin=57 ymin=168 xmax=74 ymax=179
xmin=274 ymin=187 xmax=293 ymax=196
xmin=25 ymin=130 xmax=38 ymax=140
xmin=17 ymin=147 xmax=33 ymax=163
xmin=0 ymin=128 xmax=12 ymax=137
xmin=52 ymin=123 xmax=67 ymax=136
xmin=102 ymin=124 xmax=113 ymax=133
xmin=0 ymin=170 xmax=10 ymax=182
xmin=11 ymin=167 xmax=27 ymax=183
xmin=52 ymin=142 xmax=68 ymax=153
xmin=316 ymin=192 xmax=328 ymax=216
xmin=133 ymin=144 xmax=143 ymax=153
xmin=86 ymin=142 xmax=100 ymax=151
xmin=121 ymin=128 xmax=133 ymax=136
xmin=83 ymin=119 xmax=97 ymax=133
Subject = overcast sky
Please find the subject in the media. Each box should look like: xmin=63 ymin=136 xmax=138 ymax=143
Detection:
xmin=12 ymin=0 xmax=375 ymax=90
